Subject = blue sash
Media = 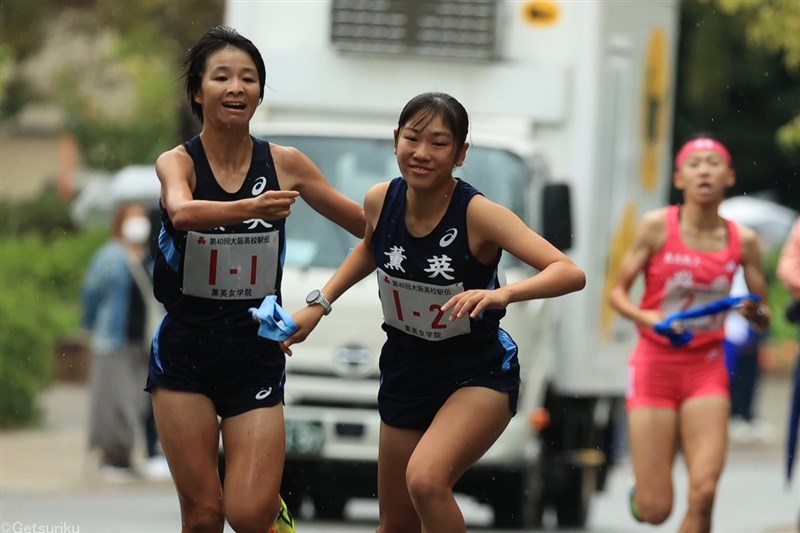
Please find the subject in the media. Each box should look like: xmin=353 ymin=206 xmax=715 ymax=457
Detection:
xmin=654 ymin=294 xmax=761 ymax=347
xmin=249 ymin=295 xmax=298 ymax=342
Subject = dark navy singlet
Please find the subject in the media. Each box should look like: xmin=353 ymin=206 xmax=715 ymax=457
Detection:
xmin=371 ymin=177 xmax=505 ymax=355
xmin=153 ymin=135 xmax=286 ymax=335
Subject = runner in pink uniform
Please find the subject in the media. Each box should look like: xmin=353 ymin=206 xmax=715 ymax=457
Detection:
xmin=608 ymin=134 xmax=770 ymax=533
xmin=629 ymin=204 xmax=742 ymax=410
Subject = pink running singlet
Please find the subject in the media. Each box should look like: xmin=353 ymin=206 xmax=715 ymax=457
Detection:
xmin=627 ymin=205 xmax=742 ymax=410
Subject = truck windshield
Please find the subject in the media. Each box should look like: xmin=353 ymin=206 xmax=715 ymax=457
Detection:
xmin=262 ymin=135 xmax=528 ymax=268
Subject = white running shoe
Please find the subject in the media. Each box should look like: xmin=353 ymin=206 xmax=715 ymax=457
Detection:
xmin=143 ymin=455 xmax=171 ymax=481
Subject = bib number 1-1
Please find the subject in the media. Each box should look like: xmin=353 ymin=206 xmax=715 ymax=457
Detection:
xmin=183 ymin=231 xmax=278 ymax=300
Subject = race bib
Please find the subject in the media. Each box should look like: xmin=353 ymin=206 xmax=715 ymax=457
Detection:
xmin=183 ymin=231 xmax=278 ymax=300
xmin=377 ymin=268 xmax=471 ymax=341
xmin=663 ymin=286 xmax=731 ymax=331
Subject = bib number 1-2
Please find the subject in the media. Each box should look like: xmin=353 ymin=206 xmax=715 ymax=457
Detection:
xmin=377 ymin=268 xmax=470 ymax=341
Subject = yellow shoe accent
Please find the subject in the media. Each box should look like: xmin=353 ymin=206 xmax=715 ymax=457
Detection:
xmin=268 ymin=496 xmax=296 ymax=533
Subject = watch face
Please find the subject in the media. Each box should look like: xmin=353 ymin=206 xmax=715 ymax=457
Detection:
xmin=306 ymin=289 xmax=321 ymax=304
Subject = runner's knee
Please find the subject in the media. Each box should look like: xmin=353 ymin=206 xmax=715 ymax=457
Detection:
xmin=638 ymin=491 xmax=673 ymax=524
xmin=688 ymin=477 xmax=718 ymax=515
xmin=405 ymin=463 xmax=450 ymax=504
xmin=226 ymin=497 xmax=280 ymax=533
xmin=178 ymin=497 xmax=224 ymax=533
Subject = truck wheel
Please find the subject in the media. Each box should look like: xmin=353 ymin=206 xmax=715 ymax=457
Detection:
xmin=280 ymin=462 xmax=311 ymax=517
xmin=553 ymin=465 xmax=592 ymax=528
xmin=492 ymin=490 xmax=544 ymax=529
xmin=312 ymin=489 xmax=347 ymax=520
xmin=555 ymin=494 xmax=589 ymax=528
xmin=280 ymin=482 xmax=305 ymax=517
xmin=490 ymin=466 xmax=544 ymax=529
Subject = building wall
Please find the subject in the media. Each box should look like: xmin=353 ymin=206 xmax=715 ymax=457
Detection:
xmin=0 ymin=130 xmax=72 ymax=199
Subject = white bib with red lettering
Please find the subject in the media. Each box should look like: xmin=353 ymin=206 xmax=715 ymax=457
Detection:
xmin=183 ymin=231 xmax=278 ymax=300
xmin=377 ymin=268 xmax=470 ymax=341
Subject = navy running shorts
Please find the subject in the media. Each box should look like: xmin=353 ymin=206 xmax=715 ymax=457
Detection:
xmin=145 ymin=316 xmax=286 ymax=418
xmin=378 ymin=330 xmax=520 ymax=430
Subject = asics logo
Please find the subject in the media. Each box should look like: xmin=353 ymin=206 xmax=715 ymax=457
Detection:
xmin=252 ymin=176 xmax=268 ymax=196
xmin=439 ymin=228 xmax=458 ymax=247
xmin=255 ymin=387 xmax=272 ymax=400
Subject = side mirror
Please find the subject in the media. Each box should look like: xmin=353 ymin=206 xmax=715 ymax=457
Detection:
xmin=542 ymin=183 xmax=573 ymax=251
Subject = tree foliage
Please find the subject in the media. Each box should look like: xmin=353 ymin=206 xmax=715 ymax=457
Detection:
xmin=701 ymin=0 xmax=800 ymax=155
xmin=712 ymin=0 xmax=800 ymax=70
xmin=0 ymin=1 xmax=52 ymax=59
xmin=674 ymin=0 xmax=800 ymax=210
xmin=0 ymin=0 xmax=223 ymax=170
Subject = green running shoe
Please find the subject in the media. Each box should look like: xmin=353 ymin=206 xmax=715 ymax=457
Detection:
xmin=268 ymin=496 xmax=296 ymax=533
xmin=629 ymin=486 xmax=644 ymax=523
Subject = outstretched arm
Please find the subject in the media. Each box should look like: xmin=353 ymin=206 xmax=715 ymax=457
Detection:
xmin=280 ymin=183 xmax=387 ymax=353
xmin=157 ymin=147 xmax=300 ymax=231
xmin=271 ymin=144 xmax=366 ymax=239
xmin=440 ymin=196 xmax=586 ymax=320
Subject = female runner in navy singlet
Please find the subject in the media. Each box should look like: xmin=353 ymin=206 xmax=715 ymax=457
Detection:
xmin=147 ymin=26 xmax=365 ymax=533
xmin=281 ymin=92 xmax=586 ymax=533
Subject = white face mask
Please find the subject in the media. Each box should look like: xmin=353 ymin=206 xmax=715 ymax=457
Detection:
xmin=121 ymin=216 xmax=151 ymax=245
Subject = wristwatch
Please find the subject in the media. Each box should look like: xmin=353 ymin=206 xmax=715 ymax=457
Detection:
xmin=305 ymin=289 xmax=332 ymax=315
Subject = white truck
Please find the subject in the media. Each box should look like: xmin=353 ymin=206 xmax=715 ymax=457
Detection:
xmin=226 ymin=0 xmax=680 ymax=528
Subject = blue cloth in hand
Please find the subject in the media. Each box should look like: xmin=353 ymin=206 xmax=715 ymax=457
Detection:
xmin=654 ymin=293 xmax=761 ymax=347
xmin=248 ymin=295 xmax=299 ymax=342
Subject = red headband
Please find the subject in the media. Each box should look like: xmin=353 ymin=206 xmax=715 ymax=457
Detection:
xmin=675 ymin=138 xmax=732 ymax=168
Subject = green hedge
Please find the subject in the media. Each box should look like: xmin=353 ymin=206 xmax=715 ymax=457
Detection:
xmin=0 ymin=188 xmax=77 ymax=239
xmin=0 ymin=196 xmax=107 ymax=428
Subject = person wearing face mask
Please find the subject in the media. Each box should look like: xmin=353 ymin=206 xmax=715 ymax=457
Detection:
xmin=82 ymin=202 xmax=166 ymax=481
